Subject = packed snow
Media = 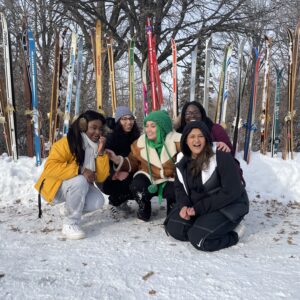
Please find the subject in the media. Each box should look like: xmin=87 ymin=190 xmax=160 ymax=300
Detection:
xmin=0 ymin=152 xmax=300 ymax=299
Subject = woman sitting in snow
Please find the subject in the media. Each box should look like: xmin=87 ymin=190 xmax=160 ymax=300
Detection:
xmin=164 ymin=121 xmax=249 ymax=252
xmin=107 ymin=110 xmax=181 ymax=221
xmin=35 ymin=110 xmax=109 ymax=240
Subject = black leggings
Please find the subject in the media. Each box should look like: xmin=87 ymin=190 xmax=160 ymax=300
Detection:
xmin=165 ymin=207 xmax=240 ymax=252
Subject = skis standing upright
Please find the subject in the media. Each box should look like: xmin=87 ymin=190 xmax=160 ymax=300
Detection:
xmin=107 ymin=37 xmax=117 ymax=115
xmin=260 ymin=36 xmax=272 ymax=154
xmin=243 ymin=48 xmax=263 ymax=163
xmin=282 ymin=22 xmax=300 ymax=160
xmin=1 ymin=13 xmax=18 ymax=161
xmin=271 ymin=68 xmax=283 ymax=157
xmin=203 ymin=37 xmax=212 ymax=113
xmin=74 ymin=36 xmax=83 ymax=120
xmin=63 ymin=32 xmax=77 ymax=135
xmin=129 ymin=39 xmax=135 ymax=114
xmin=232 ymin=38 xmax=247 ymax=156
xmin=171 ymin=38 xmax=178 ymax=119
xmin=27 ymin=29 xmax=41 ymax=165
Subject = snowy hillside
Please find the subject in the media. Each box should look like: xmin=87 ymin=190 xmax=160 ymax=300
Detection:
xmin=0 ymin=152 xmax=300 ymax=299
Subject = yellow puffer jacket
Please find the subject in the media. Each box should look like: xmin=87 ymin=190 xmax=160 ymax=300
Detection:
xmin=34 ymin=137 xmax=109 ymax=203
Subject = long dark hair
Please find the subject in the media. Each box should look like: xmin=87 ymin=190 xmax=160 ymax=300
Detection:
xmin=114 ymin=120 xmax=140 ymax=142
xmin=67 ymin=110 xmax=106 ymax=166
xmin=178 ymin=101 xmax=214 ymax=133
xmin=189 ymin=144 xmax=214 ymax=176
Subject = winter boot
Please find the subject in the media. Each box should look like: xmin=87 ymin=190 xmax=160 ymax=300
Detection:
xmin=135 ymin=192 xmax=151 ymax=221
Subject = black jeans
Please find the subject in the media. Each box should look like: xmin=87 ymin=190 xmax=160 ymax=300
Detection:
xmin=165 ymin=207 xmax=240 ymax=252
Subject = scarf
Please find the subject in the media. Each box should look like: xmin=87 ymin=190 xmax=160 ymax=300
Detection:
xmin=81 ymin=133 xmax=98 ymax=172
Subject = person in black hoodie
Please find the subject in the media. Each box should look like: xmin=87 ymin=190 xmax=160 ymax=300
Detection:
xmin=103 ymin=106 xmax=140 ymax=209
xmin=164 ymin=121 xmax=249 ymax=252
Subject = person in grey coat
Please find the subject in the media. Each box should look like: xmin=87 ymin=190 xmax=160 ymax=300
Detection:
xmin=164 ymin=121 xmax=249 ymax=252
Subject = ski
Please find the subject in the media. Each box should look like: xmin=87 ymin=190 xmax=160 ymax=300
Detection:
xmin=142 ymin=59 xmax=148 ymax=116
xmin=95 ymin=20 xmax=103 ymax=113
xmin=1 ymin=13 xmax=18 ymax=161
xmin=260 ymin=36 xmax=272 ymax=154
xmin=28 ymin=29 xmax=41 ymax=165
xmin=271 ymin=68 xmax=283 ymax=157
xmin=203 ymin=37 xmax=212 ymax=113
xmin=63 ymin=32 xmax=77 ymax=135
xmin=146 ymin=17 xmax=158 ymax=111
xmin=107 ymin=37 xmax=117 ymax=115
xmin=219 ymin=43 xmax=233 ymax=127
xmin=189 ymin=42 xmax=198 ymax=103
xmin=171 ymin=38 xmax=178 ymax=119
xmin=74 ymin=35 xmax=83 ymax=120
xmin=243 ymin=48 xmax=264 ymax=163
xmin=129 ymin=39 xmax=135 ymax=114
xmin=20 ymin=23 xmax=34 ymax=157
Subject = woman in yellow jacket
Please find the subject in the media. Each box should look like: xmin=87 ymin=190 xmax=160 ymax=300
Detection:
xmin=35 ymin=110 xmax=109 ymax=240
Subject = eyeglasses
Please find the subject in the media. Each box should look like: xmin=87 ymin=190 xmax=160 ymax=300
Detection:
xmin=120 ymin=116 xmax=135 ymax=122
xmin=185 ymin=111 xmax=201 ymax=117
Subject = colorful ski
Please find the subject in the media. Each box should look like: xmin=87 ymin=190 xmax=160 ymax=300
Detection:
xmin=1 ymin=13 xmax=18 ymax=161
xmin=260 ymin=36 xmax=272 ymax=154
xmin=63 ymin=32 xmax=77 ymax=135
xmin=142 ymin=59 xmax=148 ymax=116
xmin=203 ymin=37 xmax=212 ymax=113
xmin=271 ymin=68 xmax=283 ymax=157
xmin=28 ymin=29 xmax=41 ymax=165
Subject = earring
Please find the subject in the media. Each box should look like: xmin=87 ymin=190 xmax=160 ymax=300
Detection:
xmin=78 ymin=117 xmax=88 ymax=132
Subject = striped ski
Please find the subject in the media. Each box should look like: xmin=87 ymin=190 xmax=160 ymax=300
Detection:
xmin=142 ymin=59 xmax=148 ymax=116
xmin=63 ymin=32 xmax=77 ymax=135
xmin=1 ymin=13 xmax=18 ymax=161
xmin=260 ymin=36 xmax=272 ymax=154
xmin=28 ymin=29 xmax=41 ymax=165
xmin=271 ymin=68 xmax=283 ymax=157
xmin=203 ymin=37 xmax=212 ymax=113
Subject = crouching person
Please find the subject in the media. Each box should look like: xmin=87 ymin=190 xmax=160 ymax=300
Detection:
xmin=35 ymin=110 xmax=109 ymax=240
xmin=164 ymin=121 xmax=249 ymax=252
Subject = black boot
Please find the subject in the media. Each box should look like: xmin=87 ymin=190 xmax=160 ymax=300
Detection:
xmin=137 ymin=200 xmax=151 ymax=221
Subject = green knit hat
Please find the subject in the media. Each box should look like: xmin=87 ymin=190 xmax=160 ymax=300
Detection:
xmin=144 ymin=110 xmax=173 ymax=138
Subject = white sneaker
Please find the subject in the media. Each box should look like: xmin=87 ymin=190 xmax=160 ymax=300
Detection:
xmin=59 ymin=205 xmax=66 ymax=217
xmin=61 ymin=224 xmax=85 ymax=240
xmin=233 ymin=223 xmax=246 ymax=239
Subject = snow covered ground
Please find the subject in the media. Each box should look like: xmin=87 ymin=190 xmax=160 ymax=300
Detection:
xmin=0 ymin=152 xmax=300 ymax=299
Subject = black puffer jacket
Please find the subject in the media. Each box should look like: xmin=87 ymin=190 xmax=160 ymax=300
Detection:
xmin=175 ymin=150 xmax=249 ymax=222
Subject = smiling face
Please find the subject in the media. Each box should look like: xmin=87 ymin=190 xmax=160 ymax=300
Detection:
xmin=86 ymin=119 xmax=103 ymax=142
xmin=186 ymin=128 xmax=206 ymax=158
xmin=119 ymin=115 xmax=135 ymax=133
xmin=184 ymin=104 xmax=202 ymax=124
xmin=145 ymin=121 xmax=157 ymax=141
